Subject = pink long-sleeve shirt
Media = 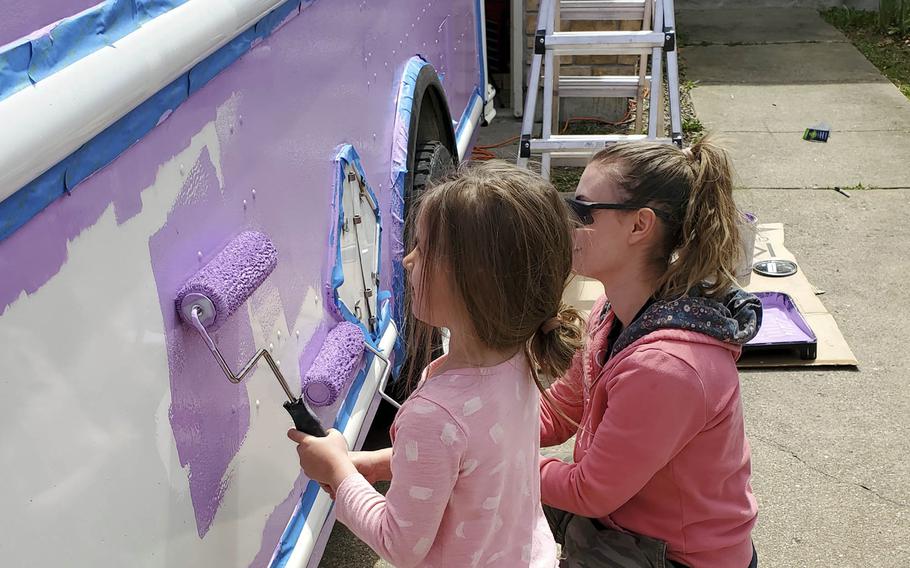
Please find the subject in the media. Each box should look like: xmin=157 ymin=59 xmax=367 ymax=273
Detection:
xmin=540 ymin=296 xmax=757 ymax=568
xmin=336 ymin=352 xmax=557 ymax=568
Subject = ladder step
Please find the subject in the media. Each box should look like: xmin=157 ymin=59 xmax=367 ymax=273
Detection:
xmin=560 ymin=0 xmax=648 ymax=21
xmin=545 ymin=31 xmax=665 ymax=55
xmin=549 ymin=143 xmax=676 ymax=165
xmin=558 ymin=75 xmax=649 ymax=98
xmin=531 ymin=134 xmax=673 ymax=153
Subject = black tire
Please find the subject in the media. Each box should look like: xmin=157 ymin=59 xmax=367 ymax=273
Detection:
xmin=392 ymin=68 xmax=458 ymax=404
xmin=403 ymin=65 xmax=458 ymax=202
xmin=411 ymin=140 xmax=456 ymax=207
xmin=388 ymin=140 xmax=455 ymax=404
xmin=371 ymin=66 xmax=459 ymax=434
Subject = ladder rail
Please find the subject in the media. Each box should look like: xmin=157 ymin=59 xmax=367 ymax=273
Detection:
xmin=634 ymin=0 xmax=652 ymax=133
xmin=647 ymin=0 xmax=664 ymax=138
xmin=518 ymin=0 xmax=683 ymax=178
xmin=542 ymin=0 xmax=558 ymax=177
xmin=518 ymin=0 xmax=556 ymax=167
xmin=663 ymin=0 xmax=683 ymax=144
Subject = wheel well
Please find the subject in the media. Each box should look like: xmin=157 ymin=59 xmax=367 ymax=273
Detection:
xmin=407 ymin=65 xmax=458 ymax=173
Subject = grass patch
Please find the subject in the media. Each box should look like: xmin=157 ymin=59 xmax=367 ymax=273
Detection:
xmin=821 ymin=7 xmax=910 ymax=100
xmin=683 ymin=116 xmax=704 ymax=134
xmin=550 ymin=166 xmax=584 ymax=193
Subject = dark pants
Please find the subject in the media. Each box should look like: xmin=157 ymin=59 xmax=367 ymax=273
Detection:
xmin=545 ymin=505 xmax=758 ymax=568
xmin=670 ymin=545 xmax=757 ymax=568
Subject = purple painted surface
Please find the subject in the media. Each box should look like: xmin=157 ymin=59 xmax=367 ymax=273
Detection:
xmin=748 ymin=292 xmax=817 ymax=346
xmin=149 ymin=149 xmax=255 ymax=538
xmin=302 ymin=321 xmax=365 ymax=406
xmin=0 ymin=0 xmax=481 ymax=557
xmin=0 ymin=0 xmax=100 ymax=47
xmin=0 ymin=0 xmax=480 ymax=316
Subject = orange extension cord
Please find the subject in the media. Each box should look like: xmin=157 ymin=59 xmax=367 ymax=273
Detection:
xmin=470 ymin=99 xmax=638 ymax=161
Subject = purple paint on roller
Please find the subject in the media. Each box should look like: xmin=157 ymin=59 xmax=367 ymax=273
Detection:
xmin=175 ymin=230 xmax=277 ymax=327
xmin=301 ymin=322 xmax=365 ymax=407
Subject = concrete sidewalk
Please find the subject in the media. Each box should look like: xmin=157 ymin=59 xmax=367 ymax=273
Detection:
xmin=679 ymin=7 xmax=910 ymax=189
xmin=679 ymin=6 xmax=910 ymax=566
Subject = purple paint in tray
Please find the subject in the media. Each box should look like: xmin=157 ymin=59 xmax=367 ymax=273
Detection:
xmin=744 ymin=291 xmax=817 ymax=360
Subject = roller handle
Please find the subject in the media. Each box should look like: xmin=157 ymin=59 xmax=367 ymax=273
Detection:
xmin=283 ymin=398 xmax=328 ymax=437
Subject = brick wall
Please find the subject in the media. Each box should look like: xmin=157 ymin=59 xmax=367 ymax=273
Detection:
xmin=522 ymin=0 xmax=647 ymax=121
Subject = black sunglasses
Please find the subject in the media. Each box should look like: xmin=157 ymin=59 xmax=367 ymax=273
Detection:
xmin=564 ymin=197 xmax=674 ymax=226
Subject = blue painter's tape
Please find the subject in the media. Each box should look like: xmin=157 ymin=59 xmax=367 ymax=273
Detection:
xmin=65 ymin=75 xmax=189 ymax=189
xmin=0 ymin=41 xmax=32 ymax=101
xmin=390 ymin=169 xmax=410 ymax=377
xmin=272 ymin=478 xmax=323 ymax=568
xmin=0 ymin=1 xmax=194 ymax=103
xmin=376 ymin=291 xmax=393 ymax=336
xmin=454 ymin=87 xmax=483 ymax=144
xmin=270 ymin=370 xmax=366 ymax=568
xmin=0 ymin=0 xmax=305 ymax=243
xmin=269 ymin=143 xmax=394 ymax=566
xmin=254 ymin=0 xmax=302 ymax=40
xmin=473 ymin=0 xmax=486 ymax=101
xmin=0 ymin=161 xmax=68 ymax=241
xmin=137 ymin=0 xmax=190 ymax=19
xmin=330 ymin=144 xmax=387 ymax=346
xmin=387 ymin=56 xmax=432 ymax=376
xmin=28 ymin=0 xmax=137 ymax=84
xmin=189 ymin=27 xmax=258 ymax=95
xmin=329 ymin=147 xmax=348 ymax=298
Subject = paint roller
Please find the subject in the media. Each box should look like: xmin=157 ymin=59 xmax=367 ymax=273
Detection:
xmin=175 ymin=230 xmax=328 ymax=437
xmin=300 ymin=322 xmax=400 ymax=410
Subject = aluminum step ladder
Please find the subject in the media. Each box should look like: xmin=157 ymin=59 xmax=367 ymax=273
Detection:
xmin=517 ymin=0 xmax=683 ymax=178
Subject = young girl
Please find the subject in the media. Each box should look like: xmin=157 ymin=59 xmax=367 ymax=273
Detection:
xmin=289 ymin=161 xmax=583 ymax=567
xmin=540 ymin=137 xmax=761 ymax=568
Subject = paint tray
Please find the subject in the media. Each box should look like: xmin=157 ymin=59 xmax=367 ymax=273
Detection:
xmin=744 ymin=292 xmax=818 ymax=360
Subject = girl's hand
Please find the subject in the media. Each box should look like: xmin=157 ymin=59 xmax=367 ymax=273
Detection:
xmin=350 ymin=448 xmax=393 ymax=484
xmin=287 ymin=429 xmax=357 ymax=490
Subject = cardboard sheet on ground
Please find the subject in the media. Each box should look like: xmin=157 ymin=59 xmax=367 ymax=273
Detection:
xmin=562 ymin=223 xmax=857 ymax=368
xmin=740 ymin=223 xmax=857 ymax=367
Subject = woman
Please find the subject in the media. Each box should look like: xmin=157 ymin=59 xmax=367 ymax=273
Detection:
xmin=540 ymin=137 xmax=761 ymax=568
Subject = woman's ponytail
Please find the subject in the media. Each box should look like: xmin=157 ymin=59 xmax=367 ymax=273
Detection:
xmin=591 ymin=134 xmax=744 ymax=300
xmin=659 ymin=135 xmax=742 ymax=298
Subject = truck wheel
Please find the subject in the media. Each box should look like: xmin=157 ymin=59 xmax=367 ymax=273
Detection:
xmin=411 ymin=140 xmax=456 ymax=202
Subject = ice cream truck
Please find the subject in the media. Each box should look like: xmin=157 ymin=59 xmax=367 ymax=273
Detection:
xmin=0 ymin=1 xmax=494 ymax=565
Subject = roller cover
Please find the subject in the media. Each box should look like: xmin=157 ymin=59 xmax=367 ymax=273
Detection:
xmin=302 ymin=322 xmax=366 ymax=406
xmin=175 ymin=230 xmax=278 ymax=327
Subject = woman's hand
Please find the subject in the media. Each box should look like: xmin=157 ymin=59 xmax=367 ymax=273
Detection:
xmin=287 ymin=429 xmax=357 ymax=491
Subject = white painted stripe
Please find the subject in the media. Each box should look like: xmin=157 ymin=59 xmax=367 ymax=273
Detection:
xmin=0 ymin=0 xmax=290 ymax=202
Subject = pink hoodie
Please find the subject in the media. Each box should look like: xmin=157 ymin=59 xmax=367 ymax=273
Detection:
xmin=540 ymin=295 xmax=758 ymax=568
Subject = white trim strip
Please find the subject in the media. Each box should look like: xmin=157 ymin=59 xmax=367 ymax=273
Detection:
xmin=0 ymin=0 xmax=290 ymax=202
xmin=456 ymin=93 xmax=484 ymax=161
xmin=285 ymin=321 xmax=399 ymax=568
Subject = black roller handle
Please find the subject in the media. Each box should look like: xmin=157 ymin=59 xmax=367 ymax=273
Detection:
xmin=283 ymin=397 xmax=328 ymax=437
